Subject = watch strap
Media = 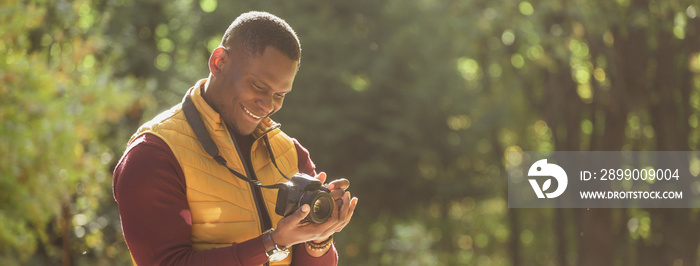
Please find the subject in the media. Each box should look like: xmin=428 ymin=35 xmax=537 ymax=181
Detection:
xmin=262 ymin=229 xmax=289 ymax=262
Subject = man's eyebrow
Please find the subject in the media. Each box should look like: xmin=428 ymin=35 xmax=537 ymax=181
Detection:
xmin=251 ymin=76 xmax=270 ymax=89
xmin=252 ymin=75 xmax=291 ymax=93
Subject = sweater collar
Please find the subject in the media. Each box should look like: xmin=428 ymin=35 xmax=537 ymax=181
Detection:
xmin=188 ymin=79 xmax=279 ymax=138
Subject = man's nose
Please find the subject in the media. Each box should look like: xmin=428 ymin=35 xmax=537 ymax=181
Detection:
xmin=255 ymin=95 xmax=274 ymax=115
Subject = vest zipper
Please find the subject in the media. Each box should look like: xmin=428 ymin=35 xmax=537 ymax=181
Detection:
xmin=253 ymin=122 xmax=281 ymax=142
xmin=228 ymin=128 xmax=270 ymax=237
xmin=232 ymin=123 xmax=282 ymax=266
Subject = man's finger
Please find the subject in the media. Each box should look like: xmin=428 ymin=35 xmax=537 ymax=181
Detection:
xmin=315 ymin=172 xmax=327 ymax=184
xmin=333 ymin=197 xmax=359 ymax=233
xmin=327 ymin=178 xmax=350 ymax=191
xmin=292 ymin=204 xmax=310 ymax=223
xmin=337 ymin=191 xmax=351 ymax=223
xmin=330 ymin=189 xmax=345 ymax=200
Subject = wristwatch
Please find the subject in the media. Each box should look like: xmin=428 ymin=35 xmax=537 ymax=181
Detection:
xmin=262 ymin=229 xmax=289 ymax=262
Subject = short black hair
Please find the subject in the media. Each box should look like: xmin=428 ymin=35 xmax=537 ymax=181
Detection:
xmin=221 ymin=11 xmax=301 ymax=63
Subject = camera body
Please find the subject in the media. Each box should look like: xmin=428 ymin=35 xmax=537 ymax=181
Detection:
xmin=275 ymin=173 xmax=333 ymax=223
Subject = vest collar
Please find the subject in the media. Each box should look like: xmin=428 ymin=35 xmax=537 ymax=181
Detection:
xmin=189 ymin=79 xmax=280 ymax=139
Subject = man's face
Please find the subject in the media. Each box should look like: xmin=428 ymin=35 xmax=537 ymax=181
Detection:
xmin=207 ymin=46 xmax=298 ymax=136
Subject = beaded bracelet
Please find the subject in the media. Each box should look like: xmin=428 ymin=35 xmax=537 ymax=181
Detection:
xmin=305 ymin=236 xmax=333 ymax=252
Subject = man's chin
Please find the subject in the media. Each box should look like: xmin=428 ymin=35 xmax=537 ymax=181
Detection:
xmin=232 ymin=127 xmax=255 ymax=137
xmin=226 ymin=120 xmax=256 ymax=137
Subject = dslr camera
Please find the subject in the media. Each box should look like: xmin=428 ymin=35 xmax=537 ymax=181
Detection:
xmin=275 ymin=173 xmax=334 ymax=223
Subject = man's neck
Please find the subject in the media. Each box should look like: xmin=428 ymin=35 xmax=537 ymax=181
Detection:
xmin=231 ymin=127 xmax=254 ymax=156
xmin=199 ymin=78 xmax=220 ymax=115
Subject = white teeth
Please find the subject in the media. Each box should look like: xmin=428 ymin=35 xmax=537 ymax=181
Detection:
xmin=243 ymin=106 xmax=262 ymax=119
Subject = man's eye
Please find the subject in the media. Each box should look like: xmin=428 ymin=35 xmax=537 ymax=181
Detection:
xmin=274 ymin=93 xmax=285 ymax=99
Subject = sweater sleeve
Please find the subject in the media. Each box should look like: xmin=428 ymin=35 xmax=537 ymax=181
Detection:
xmin=291 ymin=138 xmax=339 ymax=265
xmin=113 ymin=134 xmax=337 ymax=265
xmin=292 ymin=138 xmax=316 ymax=177
xmin=113 ymin=133 xmax=268 ymax=265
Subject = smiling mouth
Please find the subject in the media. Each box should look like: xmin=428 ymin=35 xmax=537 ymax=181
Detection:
xmin=242 ymin=105 xmax=263 ymax=120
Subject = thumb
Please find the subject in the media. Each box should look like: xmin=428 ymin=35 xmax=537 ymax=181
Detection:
xmin=292 ymin=204 xmax=310 ymax=222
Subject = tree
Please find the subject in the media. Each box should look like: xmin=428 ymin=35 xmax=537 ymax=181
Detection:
xmin=2 ymin=0 xmax=699 ymax=265
xmin=0 ymin=0 xmax=140 ymax=264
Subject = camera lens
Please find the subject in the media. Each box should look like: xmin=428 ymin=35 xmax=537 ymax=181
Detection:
xmin=303 ymin=192 xmax=333 ymax=223
xmin=313 ymin=199 xmax=323 ymax=213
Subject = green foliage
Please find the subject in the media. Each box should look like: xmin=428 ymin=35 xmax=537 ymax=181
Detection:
xmin=2 ymin=0 xmax=699 ymax=265
xmin=0 ymin=0 xmax=141 ymax=264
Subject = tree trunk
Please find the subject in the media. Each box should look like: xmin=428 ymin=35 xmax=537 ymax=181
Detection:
xmin=62 ymin=202 xmax=71 ymax=266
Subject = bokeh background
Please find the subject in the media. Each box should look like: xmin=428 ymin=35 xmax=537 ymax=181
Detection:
xmin=2 ymin=0 xmax=700 ymax=265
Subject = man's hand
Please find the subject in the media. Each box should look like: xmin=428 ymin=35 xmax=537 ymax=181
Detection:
xmin=314 ymin=172 xmax=356 ymax=242
xmin=271 ymin=172 xmax=358 ymax=248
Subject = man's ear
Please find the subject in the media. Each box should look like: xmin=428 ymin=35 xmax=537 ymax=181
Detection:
xmin=208 ymin=47 xmax=228 ymax=77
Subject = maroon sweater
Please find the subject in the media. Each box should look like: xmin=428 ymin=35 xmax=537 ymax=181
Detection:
xmin=113 ymin=133 xmax=337 ymax=265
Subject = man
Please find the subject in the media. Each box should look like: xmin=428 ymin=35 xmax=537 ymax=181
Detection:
xmin=113 ymin=11 xmax=358 ymax=265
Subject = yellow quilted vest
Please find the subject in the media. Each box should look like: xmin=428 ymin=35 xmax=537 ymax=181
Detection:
xmin=128 ymin=81 xmax=298 ymax=265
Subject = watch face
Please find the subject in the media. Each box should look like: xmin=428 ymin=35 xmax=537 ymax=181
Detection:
xmin=268 ymin=248 xmax=290 ymax=262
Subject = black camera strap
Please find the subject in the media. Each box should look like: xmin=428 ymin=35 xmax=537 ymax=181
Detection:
xmin=263 ymin=135 xmax=293 ymax=181
xmin=182 ymin=94 xmax=287 ymax=189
